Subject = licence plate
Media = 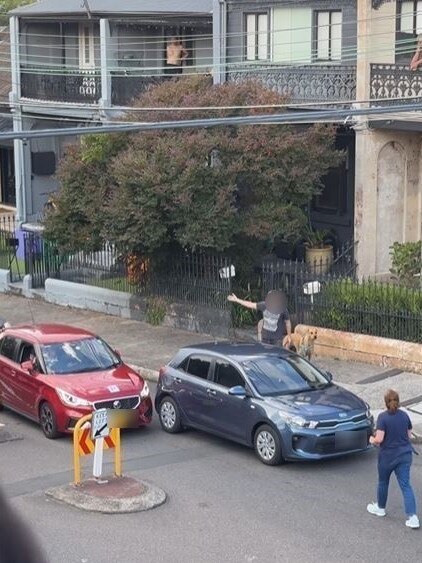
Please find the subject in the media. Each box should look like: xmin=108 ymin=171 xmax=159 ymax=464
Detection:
xmin=335 ymin=430 xmax=367 ymax=451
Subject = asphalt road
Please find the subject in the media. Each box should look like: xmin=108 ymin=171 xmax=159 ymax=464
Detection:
xmin=1 ymin=384 xmax=422 ymax=563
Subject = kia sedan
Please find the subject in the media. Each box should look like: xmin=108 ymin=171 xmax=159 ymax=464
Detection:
xmin=0 ymin=324 xmax=152 ymax=438
xmin=155 ymin=343 xmax=373 ymax=465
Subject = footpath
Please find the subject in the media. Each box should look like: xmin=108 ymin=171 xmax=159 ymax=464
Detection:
xmin=1 ymin=294 xmax=422 ymax=441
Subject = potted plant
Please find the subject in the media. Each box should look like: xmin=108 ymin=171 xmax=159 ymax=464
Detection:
xmin=304 ymin=227 xmax=334 ymax=275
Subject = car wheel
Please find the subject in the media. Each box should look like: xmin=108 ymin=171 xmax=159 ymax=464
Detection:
xmin=254 ymin=425 xmax=283 ymax=466
xmin=159 ymin=397 xmax=182 ymax=434
xmin=39 ymin=402 xmax=61 ymax=439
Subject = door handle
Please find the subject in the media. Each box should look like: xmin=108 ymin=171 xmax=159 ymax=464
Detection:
xmin=174 ymin=377 xmax=182 ymax=384
xmin=207 ymin=388 xmax=216 ymax=396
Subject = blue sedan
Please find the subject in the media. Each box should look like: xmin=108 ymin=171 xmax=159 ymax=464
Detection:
xmin=155 ymin=343 xmax=373 ymax=465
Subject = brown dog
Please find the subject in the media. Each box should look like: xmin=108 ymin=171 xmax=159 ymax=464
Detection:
xmin=283 ymin=328 xmax=318 ymax=360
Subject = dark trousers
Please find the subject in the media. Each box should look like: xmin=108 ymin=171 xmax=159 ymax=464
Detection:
xmin=377 ymin=452 xmax=417 ymax=516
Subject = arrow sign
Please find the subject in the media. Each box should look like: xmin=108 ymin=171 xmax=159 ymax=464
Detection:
xmin=94 ymin=423 xmax=108 ymax=438
xmin=91 ymin=409 xmax=109 ymax=440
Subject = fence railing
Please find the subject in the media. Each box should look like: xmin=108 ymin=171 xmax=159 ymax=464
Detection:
xmin=0 ymin=216 xmax=23 ymax=282
xmin=24 ymin=234 xmax=232 ymax=309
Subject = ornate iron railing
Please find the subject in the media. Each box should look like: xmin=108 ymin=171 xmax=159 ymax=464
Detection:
xmin=370 ymin=64 xmax=422 ymax=104
xmin=227 ymin=64 xmax=356 ymax=105
xmin=20 ymin=67 xmax=101 ymax=104
xmin=111 ymin=73 xmax=172 ymax=106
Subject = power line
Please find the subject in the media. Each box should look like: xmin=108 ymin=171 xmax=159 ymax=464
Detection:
xmin=2 ymin=101 xmax=422 ymax=142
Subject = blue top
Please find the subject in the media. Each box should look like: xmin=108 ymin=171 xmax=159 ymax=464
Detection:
xmin=376 ymin=409 xmax=413 ymax=459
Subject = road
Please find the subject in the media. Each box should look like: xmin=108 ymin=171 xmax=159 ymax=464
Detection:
xmin=1 ymin=386 xmax=421 ymax=563
xmin=0 ymin=294 xmax=421 ymax=562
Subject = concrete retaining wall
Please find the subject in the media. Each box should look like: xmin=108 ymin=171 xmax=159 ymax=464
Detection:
xmin=0 ymin=269 xmax=10 ymax=293
xmin=296 ymin=324 xmax=422 ymax=375
xmin=45 ymin=279 xmax=230 ymax=337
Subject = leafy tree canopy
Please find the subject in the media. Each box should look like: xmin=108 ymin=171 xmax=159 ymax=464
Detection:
xmin=0 ymin=0 xmax=32 ymax=25
xmin=44 ymin=76 xmax=342 ymax=258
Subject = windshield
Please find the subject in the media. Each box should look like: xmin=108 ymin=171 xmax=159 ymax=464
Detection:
xmin=41 ymin=337 xmax=120 ymax=375
xmin=242 ymin=355 xmax=330 ymax=397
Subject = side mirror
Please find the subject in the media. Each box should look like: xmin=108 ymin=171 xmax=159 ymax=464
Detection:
xmin=325 ymin=371 xmax=333 ymax=382
xmin=21 ymin=360 xmax=35 ymax=374
xmin=228 ymin=385 xmax=247 ymax=398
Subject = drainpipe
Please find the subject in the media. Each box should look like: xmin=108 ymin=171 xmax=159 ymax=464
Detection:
xmin=213 ymin=0 xmax=226 ymax=85
xmin=99 ymin=18 xmax=111 ymax=118
xmin=9 ymin=15 xmax=27 ymax=225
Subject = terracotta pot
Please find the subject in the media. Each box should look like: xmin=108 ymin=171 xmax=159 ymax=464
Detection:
xmin=305 ymin=245 xmax=333 ymax=275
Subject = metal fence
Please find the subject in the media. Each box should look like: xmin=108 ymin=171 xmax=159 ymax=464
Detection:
xmin=0 ymin=216 xmax=23 ymax=282
xmin=24 ymin=234 xmax=232 ymax=309
xmin=262 ymin=245 xmax=422 ymax=343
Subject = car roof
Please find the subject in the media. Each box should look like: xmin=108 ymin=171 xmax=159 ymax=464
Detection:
xmin=180 ymin=341 xmax=293 ymax=362
xmin=3 ymin=324 xmax=95 ymax=344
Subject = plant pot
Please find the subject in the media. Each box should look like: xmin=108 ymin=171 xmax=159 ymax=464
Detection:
xmin=305 ymin=245 xmax=333 ymax=275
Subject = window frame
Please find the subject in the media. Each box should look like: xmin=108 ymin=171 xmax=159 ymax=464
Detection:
xmin=0 ymin=335 xmax=19 ymax=362
xmin=79 ymin=23 xmax=95 ymax=69
xmin=399 ymin=0 xmax=422 ymax=35
xmin=211 ymin=359 xmax=246 ymax=390
xmin=178 ymin=354 xmax=213 ymax=381
xmin=244 ymin=11 xmax=270 ymax=62
xmin=314 ymin=9 xmax=343 ymax=62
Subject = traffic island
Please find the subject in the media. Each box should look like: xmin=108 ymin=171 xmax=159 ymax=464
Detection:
xmin=46 ymin=476 xmax=166 ymax=514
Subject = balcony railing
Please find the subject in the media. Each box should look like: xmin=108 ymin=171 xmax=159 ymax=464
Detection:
xmin=20 ymin=68 xmax=101 ymax=104
xmin=227 ymin=64 xmax=356 ymax=105
xmin=111 ymin=73 xmax=173 ymax=106
xmin=370 ymin=64 xmax=422 ymax=105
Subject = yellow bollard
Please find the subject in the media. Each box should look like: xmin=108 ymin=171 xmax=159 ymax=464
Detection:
xmin=114 ymin=428 xmax=122 ymax=477
xmin=73 ymin=414 xmax=92 ymax=485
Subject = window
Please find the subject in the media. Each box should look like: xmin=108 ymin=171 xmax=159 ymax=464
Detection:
xmin=214 ymin=361 xmax=245 ymax=389
xmin=316 ymin=11 xmax=342 ymax=61
xmin=18 ymin=342 xmax=35 ymax=364
xmin=79 ymin=24 xmax=95 ymax=69
xmin=183 ymin=356 xmax=211 ymax=380
xmin=242 ymin=356 xmax=329 ymax=397
xmin=245 ymin=13 xmax=269 ymax=61
xmin=400 ymin=1 xmax=422 ymax=34
xmin=0 ymin=336 xmax=17 ymax=361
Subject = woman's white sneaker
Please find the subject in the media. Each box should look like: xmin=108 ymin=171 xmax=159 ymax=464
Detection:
xmin=367 ymin=502 xmax=386 ymax=517
xmin=406 ymin=515 xmax=420 ymax=529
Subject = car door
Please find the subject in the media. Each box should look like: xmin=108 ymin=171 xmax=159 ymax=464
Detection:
xmin=0 ymin=335 xmax=21 ymax=409
xmin=206 ymin=360 xmax=257 ymax=443
xmin=13 ymin=340 xmax=41 ymax=418
xmin=174 ymin=354 xmax=215 ymax=428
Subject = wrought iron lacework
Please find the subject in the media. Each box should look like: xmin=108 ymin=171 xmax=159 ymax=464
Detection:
xmin=370 ymin=64 xmax=422 ymax=102
xmin=227 ymin=64 xmax=356 ymax=104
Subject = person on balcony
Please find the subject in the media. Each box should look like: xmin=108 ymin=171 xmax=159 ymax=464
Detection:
xmin=166 ymin=37 xmax=188 ymax=75
xmin=410 ymin=35 xmax=422 ymax=70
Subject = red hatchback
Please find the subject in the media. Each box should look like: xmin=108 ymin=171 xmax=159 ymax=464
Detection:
xmin=0 ymin=324 xmax=152 ymax=438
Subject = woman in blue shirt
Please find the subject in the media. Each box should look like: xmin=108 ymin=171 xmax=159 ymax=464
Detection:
xmin=367 ymin=389 xmax=419 ymax=529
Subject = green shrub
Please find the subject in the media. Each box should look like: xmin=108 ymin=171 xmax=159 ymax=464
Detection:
xmin=311 ymin=279 xmax=422 ymax=343
xmin=390 ymin=241 xmax=422 ymax=289
xmin=146 ymin=297 xmax=167 ymax=326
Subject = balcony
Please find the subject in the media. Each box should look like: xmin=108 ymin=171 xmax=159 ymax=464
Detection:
xmin=370 ymin=64 xmax=422 ymax=105
xmin=20 ymin=68 xmax=101 ymax=104
xmin=227 ymin=64 xmax=356 ymax=105
xmin=111 ymin=73 xmax=173 ymax=106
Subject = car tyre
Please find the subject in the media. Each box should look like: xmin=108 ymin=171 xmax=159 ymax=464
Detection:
xmin=254 ymin=424 xmax=283 ymax=466
xmin=39 ymin=402 xmax=61 ymax=439
xmin=159 ymin=397 xmax=182 ymax=434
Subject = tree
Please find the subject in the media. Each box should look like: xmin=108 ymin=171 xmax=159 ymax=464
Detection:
xmin=0 ymin=1 xmax=32 ymax=25
xmin=44 ymin=76 xmax=342 ymax=259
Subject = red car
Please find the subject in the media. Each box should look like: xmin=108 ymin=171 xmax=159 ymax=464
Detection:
xmin=0 ymin=324 xmax=152 ymax=438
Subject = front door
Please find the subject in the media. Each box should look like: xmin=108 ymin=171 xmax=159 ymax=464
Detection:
xmin=14 ymin=339 xmax=40 ymax=418
xmin=0 ymin=148 xmax=16 ymax=206
xmin=206 ymin=360 xmax=254 ymax=443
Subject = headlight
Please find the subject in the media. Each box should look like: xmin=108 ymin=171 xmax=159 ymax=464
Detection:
xmin=283 ymin=414 xmax=318 ymax=429
xmin=140 ymin=382 xmax=150 ymax=399
xmin=56 ymin=388 xmax=91 ymax=408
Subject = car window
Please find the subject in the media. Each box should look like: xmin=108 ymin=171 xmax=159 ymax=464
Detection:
xmin=0 ymin=336 xmax=17 ymax=361
xmin=184 ymin=356 xmax=211 ymax=380
xmin=214 ymin=361 xmax=244 ymax=389
xmin=17 ymin=341 xmax=36 ymax=364
xmin=242 ymin=355 xmax=329 ymax=397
